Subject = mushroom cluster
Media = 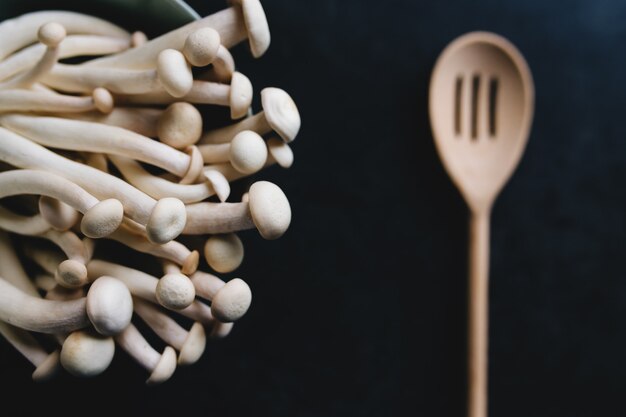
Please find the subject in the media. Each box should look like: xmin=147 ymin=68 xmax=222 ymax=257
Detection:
xmin=0 ymin=0 xmax=299 ymax=384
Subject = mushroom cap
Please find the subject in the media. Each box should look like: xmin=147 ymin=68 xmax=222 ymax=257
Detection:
xmin=32 ymin=350 xmax=61 ymax=382
xmin=157 ymin=102 xmax=202 ymax=150
xmin=55 ymin=259 xmax=88 ymax=289
xmin=229 ymin=72 xmax=253 ymax=119
xmin=267 ymin=137 xmax=294 ymax=168
xmin=261 ymin=88 xmax=300 ymax=142
xmin=38 ymin=195 xmax=79 ymax=231
xmin=156 ymin=273 xmax=196 ymax=310
xmin=87 ymin=276 xmax=133 ymax=336
xmin=181 ymin=250 xmax=200 ymax=275
xmin=229 ymin=130 xmax=267 ymax=175
xmin=236 ymin=0 xmax=271 ymax=58
xmin=131 ymin=31 xmax=148 ymax=47
xmin=92 ymin=88 xmax=114 ymax=114
xmin=146 ymin=197 xmax=187 ymax=244
xmin=146 ymin=346 xmax=177 ymax=385
xmin=38 ymin=22 xmax=66 ymax=47
xmin=157 ymin=49 xmax=193 ymax=98
xmin=183 ymin=27 xmax=220 ymax=67
xmin=60 ymin=330 xmax=115 ymax=377
xmin=209 ymin=321 xmax=234 ymax=339
xmin=248 ymin=181 xmax=291 ymax=240
xmin=81 ymin=198 xmax=124 ymax=238
xmin=203 ymin=169 xmax=230 ymax=202
xmin=211 ymin=278 xmax=252 ymax=323
xmin=177 ymin=322 xmax=206 ymax=366
xmin=203 ymin=233 xmax=244 ymax=273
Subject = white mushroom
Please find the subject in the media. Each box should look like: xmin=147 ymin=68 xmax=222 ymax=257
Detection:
xmin=114 ymin=323 xmax=177 ymax=384
xmin=118 ymin=73 xmax=253 ymax=119
xmin=60 ymin=329 xmax=114 ymax=377
xmin=203 ymin=233 xmax=244 ymax=273
xmin=42 ymin=49 xmax=192 ymax=97
xmin=0 ymin=11 xmax=129 ymax=61
xmin=0 ymin=207 xmax=50 ymax=236
xmin=155 ymin=272 xmax=196 ymax=310
xmin=157 ymin=102 xmax=202 ymax=150
xmin=183 ymin=181 xmax=291 ymax=240
xmin=0 ymin=34 xmax=130 ymax=82
xmin=0 ymin=170 xmax=124 ymax=238
xmin=39 ymin=196 xmax=80 ymax=231
xmin=200 ymin=130 xmax=268 ymax=174
xmin=0 ymin=127 xmax=187 ymax=243
xmin=182 ymin=27 xmax=220 ymax=67
xmin=0 ymin=22 xmax=66 ymax=90
xmin=83 ymin=0 xmax=269 ymax=69
xmin=200 ymin=45 xmax=235 ymax=83
xmin=199 ymin=88 xmax=300 ymax=144
xmin=0 ymin=88 xmax=113 ymax=114
xmin=0 ymin=322 xmax=61 ymax=381
xmin=86 ymin=276 xmax=133 ymax=336
xmin=190 ymin=271 xmax=252 ymax=323
xmin=0 ymin=115 xmax=202 ymax=182
xmin=133 ymin=298 xmax=206 ymax=365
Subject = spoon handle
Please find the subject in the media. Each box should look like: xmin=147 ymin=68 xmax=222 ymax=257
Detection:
xmin=468 ymin=211 xmax=490 ymax=417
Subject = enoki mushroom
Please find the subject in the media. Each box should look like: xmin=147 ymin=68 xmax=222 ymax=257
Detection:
xmin=0 ymin=0 xmax=300 ymax=384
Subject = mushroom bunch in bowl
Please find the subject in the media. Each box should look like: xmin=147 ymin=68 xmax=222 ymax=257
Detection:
xmin=0 ymin=0 xmax=300 ymax=384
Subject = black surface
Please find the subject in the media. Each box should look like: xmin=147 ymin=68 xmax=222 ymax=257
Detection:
xmin=2 ymin=1 xmax=626 ymax=416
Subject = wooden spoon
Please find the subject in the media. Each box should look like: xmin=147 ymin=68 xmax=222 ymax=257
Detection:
xmin=429 ymin=32 xmax=534 ymax=417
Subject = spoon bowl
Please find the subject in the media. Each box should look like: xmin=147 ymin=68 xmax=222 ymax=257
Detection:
xmin=429 ymin=32 xmax=534 ymax=212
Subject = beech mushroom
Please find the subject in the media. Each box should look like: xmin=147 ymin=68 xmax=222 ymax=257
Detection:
xmin=0 ymin=11 xmax=129 ymax=61
xmin=0 ymin=127 xmax=188 ymax=243
xmin=200 ymin=44 xmax=235 ymax=83
xmin=155 ymin=272 xmax=196 ymax=310
xmin=182 ymin=27 xmax=220 ymax=67
xmin=0 ymin=115 xmax=202 ymax=182
xmin=0 ymin=322 xmax=61 ymax=381
xmin=86 ymin=276 xmax=133 ymax=336
xmin=0 ymin=22 xmax=66 ymax=90
xmin=203 ymin=233 xmax=244 ymax=273
xmin=199 ymin=130 xmax=268 ymax=174
xmin=83 ymin=0 xmax=269 ymax=69
xmin=183 ymin=181 xmax=291 ymax=240
xmin=0 ymin=88 xmax=113 ymax=114
xmin=61 ymin=107 xmax=161 ymax=137
xmin=157 ymin=102 xmax=202 ymax=149
xmin=115 ymin=323 xmax=177 ymax=384
xmin=190 ymin=271 xmax=252 ymax=323
xmin=134 ymin=298 xmax=206 ymax=365
xmin=199 ymin=88 xmax=300 ymax=144
xmin=60 ymin=329 xmax=114 ymax=377
xmin=108 ymin=155 xmax=225 ymax=203
xmin=118 ymin=73 xmax=253 ymax=119
xmin=0 ymin=34 xmax=130 ymax=82
xmin=0 ymin=169 xmax=124 ymax=238
xmin=39 ymin=196 xmax=80 ymax=231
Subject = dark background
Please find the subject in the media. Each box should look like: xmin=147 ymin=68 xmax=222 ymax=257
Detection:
xmin=1 ymin=0 xmax=626 ymax=416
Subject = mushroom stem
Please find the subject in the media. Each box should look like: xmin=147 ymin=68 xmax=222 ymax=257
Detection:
xmin=107 ymin=222 xmax=199 ymax=274
xmin=0 ymin=115 xmax=200 ymax=181
xmin=0 ymin=127 xmax=187 ymax=243
xmin=0 ymin=11 xmax=129 ymax=61
xmin=114 ymin=323 xmax=177 ymax=384
xmin=0 ymin=89 xmax=113 ymax=114
xmin=0 ymin=321 xmax=61 ymax=381
xmin=184 ymin=201 xmax=254 ymax=234
xmin=108 ymin=155 xmax=219 ymax=203
xmin=133 ymin=298 xmax=206 ymax=365
xmin=0 ymin=206 xmax=50 ymax=236
xmin=60 ymin=107 xmax=161 ymax=137
xmin=43 ymin=48 xmax=192 ymax=97
xmin=0 ymin=22 xmax=66 ymax=90
xmin=0 ymin=277 xmax=88 ymax=333
xmin=200 ymin=46 xmax=235 ymax=83
xmin=199 ymin=88 xmax=300 ymax=144
xmin=118 ymin=73 xmax=252 ymax=119
xmin=0 ymin=34 xmax=130 ymax=82
xmin=84 ymin=1 xmax=269 ymax=69
xmin=39 ymin=196 xmax=80 ymax=231
xmin=0 ymin=170 xmax=124 ymax=238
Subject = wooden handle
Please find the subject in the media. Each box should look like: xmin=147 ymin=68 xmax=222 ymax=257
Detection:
xmin=468 ymin=211 xmax=490 ymax=417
